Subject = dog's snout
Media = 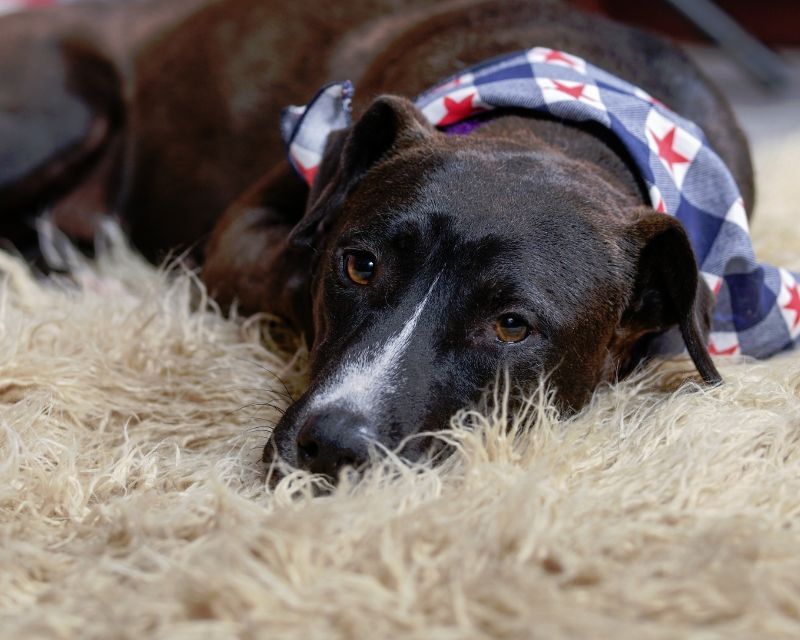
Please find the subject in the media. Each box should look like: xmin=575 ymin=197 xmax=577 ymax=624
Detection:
xmin=296 ymin=411 xmax=377 ymax=477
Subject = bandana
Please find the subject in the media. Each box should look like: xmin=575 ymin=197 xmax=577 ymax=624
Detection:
xmin=281 ymin=47 xmax=800 ymax=360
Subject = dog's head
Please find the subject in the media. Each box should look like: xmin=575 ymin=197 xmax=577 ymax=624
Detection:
xmin=266 ymin=96 xmax=719 ymax=478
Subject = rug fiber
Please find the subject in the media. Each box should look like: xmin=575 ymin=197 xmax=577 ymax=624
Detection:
xmin=2 ymin=98 xmax=800 ymax=640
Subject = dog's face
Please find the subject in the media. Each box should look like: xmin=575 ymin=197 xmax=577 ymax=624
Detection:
xmin=266 ymin=97 xmax=719 ymax=478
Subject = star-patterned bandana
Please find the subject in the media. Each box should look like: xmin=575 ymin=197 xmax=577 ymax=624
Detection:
xmin=281 ymin=47 xmax=800 ymax=359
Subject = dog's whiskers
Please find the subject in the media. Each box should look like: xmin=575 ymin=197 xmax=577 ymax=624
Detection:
xmin=244 ymin=424 xmax=278 ymax=434
xmin=233 ymin=357 xmax=298 ymax=402
xmin=221 ymin=401 xmax=287 ymax=423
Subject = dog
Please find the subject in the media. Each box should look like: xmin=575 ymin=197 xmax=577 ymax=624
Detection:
xmin=1 ymin=0 xmax=757 ymax=479
xmin=206 ymin=0 xmax=758 ymax=477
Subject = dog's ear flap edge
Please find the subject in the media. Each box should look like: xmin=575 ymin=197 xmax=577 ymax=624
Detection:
xmin=622 ymin=208 xmax=722 ymax=385
xmin=288 ymin=95 xmax=434 ymax=249
xmin=335 ymin=94 xmax=434 ymax=191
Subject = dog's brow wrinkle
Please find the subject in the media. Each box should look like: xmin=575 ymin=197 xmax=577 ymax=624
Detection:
xmin=311 ymin=273 xmax=442 ymax=415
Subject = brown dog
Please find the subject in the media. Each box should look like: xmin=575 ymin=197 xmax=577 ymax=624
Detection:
xmin=200 ymin=0 xmax=753 ymax=476
xmin=0 ymin=0 xmax=754 ymax=478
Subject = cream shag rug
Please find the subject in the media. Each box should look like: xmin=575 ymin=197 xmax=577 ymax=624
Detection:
xmin=3 ymin=130 xmax=800 ymax=640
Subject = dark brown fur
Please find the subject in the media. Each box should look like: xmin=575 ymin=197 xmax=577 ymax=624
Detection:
xmin=0 ymin=0 xmax=463 ymax=257
xmin=0 ymin=0 xmax=752 ymax=474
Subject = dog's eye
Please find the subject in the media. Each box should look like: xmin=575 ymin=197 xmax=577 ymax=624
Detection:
xmin=344 ymin=251 xmax=376 ymax=285
xmin=495 ymin=314 xmax=530 ymax=343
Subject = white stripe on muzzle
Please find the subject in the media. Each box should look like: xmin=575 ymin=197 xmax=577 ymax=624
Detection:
xmin=310 ymin=274 xmax=441 ymax=415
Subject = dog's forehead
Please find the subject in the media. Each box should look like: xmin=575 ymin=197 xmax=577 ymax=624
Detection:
xmin=339 ymin=144 xmax=626 ymax=272
xmin=345 ymin=140 xmax=627 ymax=228
xmin=430 ymin=146 xmax=630 ymax=213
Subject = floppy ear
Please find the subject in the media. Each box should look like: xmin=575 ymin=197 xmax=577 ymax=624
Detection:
xmin=288 ymin=95 xmax=434 ymax=248
xmin=619 ymin=208 xmax=721 ymax=384
xmin=0 ymin=32 xmax=124 ymax=232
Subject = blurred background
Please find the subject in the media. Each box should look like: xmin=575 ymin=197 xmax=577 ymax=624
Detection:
xmin=3 ymin=0 xmax=796 ymax=140
xmin=575 ymin=0 xmax=800 ymax=142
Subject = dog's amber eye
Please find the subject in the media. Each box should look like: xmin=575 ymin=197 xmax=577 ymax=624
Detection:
xmin=495 ymin=314 xmax=530 ymax=343
xmin=344 ymin=251 xmax=376 ymax=285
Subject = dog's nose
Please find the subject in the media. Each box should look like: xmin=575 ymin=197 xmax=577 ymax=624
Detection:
xmin=296 ymin=411 xmax=377 ymax=477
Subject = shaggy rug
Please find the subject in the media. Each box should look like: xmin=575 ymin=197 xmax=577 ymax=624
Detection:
xmin=3 ymin=74 xmax=800 ymax=640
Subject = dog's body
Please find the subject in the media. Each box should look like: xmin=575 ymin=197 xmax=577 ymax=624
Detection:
xmin=1 ymin=0 xmax=755 ymax=478
xmin=0 ymin=0 xmax=463 ymax=256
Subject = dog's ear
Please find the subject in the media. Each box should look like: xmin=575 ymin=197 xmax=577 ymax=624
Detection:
xmin=619 ymin=208 xmax=721 ymax=384
xmin=0 ymin=32 xmax=124 ymax=225
xmin=289 ymin=95 xmax=434 ymax=248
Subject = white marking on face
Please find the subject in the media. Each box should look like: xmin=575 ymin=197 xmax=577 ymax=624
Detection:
xmin=310 ymin=274 xmax=441 ymax=416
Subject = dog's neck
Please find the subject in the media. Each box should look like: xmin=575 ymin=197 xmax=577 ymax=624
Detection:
xmin=455 ymin=112 xmax=648 ymax=207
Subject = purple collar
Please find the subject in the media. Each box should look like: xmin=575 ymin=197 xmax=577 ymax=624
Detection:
xmin=439 ymin=111 xmax=501 ymax=136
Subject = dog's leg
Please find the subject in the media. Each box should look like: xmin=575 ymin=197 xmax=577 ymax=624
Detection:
xmin=0 ymin=22 xmax=124 ymax=247
xmin=0 ymin=0 xmax=210 ymax=252
xmin=202 ymin=160 xmax=313 ymax=336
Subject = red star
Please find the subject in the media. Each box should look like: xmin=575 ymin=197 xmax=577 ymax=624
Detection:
xmin=654 ymin=198 xmax=667 ymax=213
xmin=551 ymin=80 xmax=587 ymax=100
xmin=783 ymin=282 xmax=800 ymax=328
xmin=439 ymin=93 xmax=480 ymax=126
xmin=295 ymin=158 xmax=318 ymax=186
xmin=544 ymin=50 xmax=578 ymax=68
xmin=648 ymin=126 xmax=690 ymax=174
xmin=712 ymin=278 xmax=723 ymax=297
xmin=708 ymin=341 xmax=739 ymax=356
